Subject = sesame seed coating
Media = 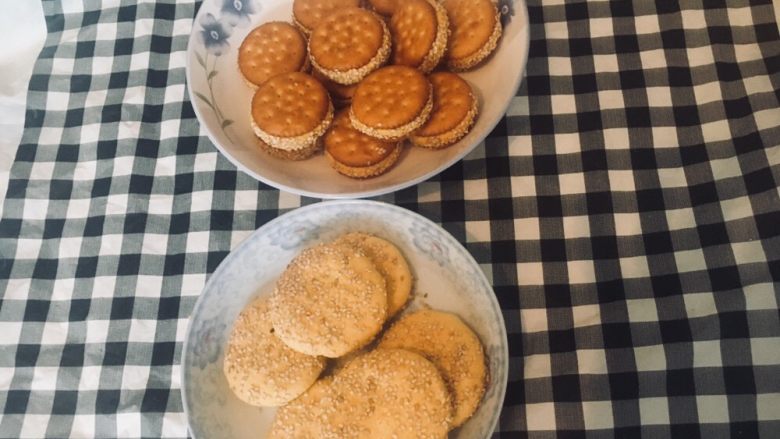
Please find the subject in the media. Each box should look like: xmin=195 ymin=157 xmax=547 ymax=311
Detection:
xmin=309 ymin=8 xmax=392 ymax=85
xmin=335 ymin=233 xmax=412 ymax=316
xmin=223 ymin=297 xmax=326 ymax=407
xmin=269 ymin=348 xmax=452 ymax=438
xmin=443 ymin=0 xmax=503 ymax=71
xmin=270 ymin=243 xmax=388 ymax=358
xmin=390 ymin=0 xmax=450 ymax=73
xmin=378 ymin=309 xmax=488 ymax=428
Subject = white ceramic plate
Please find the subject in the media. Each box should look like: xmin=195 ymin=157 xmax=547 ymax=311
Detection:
xmin=181 ymin=200 xmax=508 ymax=438
xmin=186 ymin=0 xmax=529 ymax=198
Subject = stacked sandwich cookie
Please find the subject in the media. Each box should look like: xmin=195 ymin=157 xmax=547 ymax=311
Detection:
xmin=308 ymin=7 xmax=391 ymax=85
xmin=237 ymin=0 xmax=504 ymax=176
xmin=324 ymin=111 xmax=403 ymax=178
xmin=292 ymin=0 xmax=361 ymax=36
xmin=238 ymin=22 xmax=309 ymax=89
xmin=350 ymin=65 xmax=433 ymax=141
xmin=251 ymin=72 xmax=333 ymax=159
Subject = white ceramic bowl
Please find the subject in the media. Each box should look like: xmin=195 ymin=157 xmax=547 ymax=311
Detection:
xmin=181 ymin=200 xmax=508 ymax=438
xmin=186 ymin=0 xmax=529 ymax=198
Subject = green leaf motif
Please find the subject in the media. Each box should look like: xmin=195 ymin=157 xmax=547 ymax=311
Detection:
xmin=194 ymin=92 xmax=215 ymax=111
xmin=196 ymin=52 xmax=206 ymax=68
xmin=222 ymin=119 xmax=234 ymax=129
xmin=208 ymin=70 xmax=218 ymax=80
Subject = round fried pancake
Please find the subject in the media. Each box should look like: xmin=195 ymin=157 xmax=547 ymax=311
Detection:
xmin=442 ymin=0 xmax=502 ymax=71
xmin=238 ymin=22 xmax=308 ymax=88
xmin=367 ymin=0 xmax=398 ymax=16
xmin=251 ymin=72 xmax=333 ymax=150
xmin=378 ymin=309 xmax=488 ymax=428
xmin=390 ymin=0 xmax=449 ymax=73
xmin=223 ymin=297 xmax=326 ymax=407
xmin=292 ymin=0 xmax=361 ymax=35
xmin=335 ymin=232 xmax=412 ymax=316
xmin=411 ymin=71 xmax=477 ymax=149
xmin=309 ymin=7 xmax=391 ymax=85
xmin=324 ymin=111 xmax=402 ymax=178
xmin=269 ymin=243 xmax=387 ymax=358
xmin=267 ymin=377 xmax=333 ymax=439
xmin=350 ymin=65 xmax=433 ymax=139
xmin=269 ymin=349 xmax=452 ymax=438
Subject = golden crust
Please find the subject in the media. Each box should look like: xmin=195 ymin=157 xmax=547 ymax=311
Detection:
xmin=269 ymin=349 xmax=452 ymax=438
xmin=410 ymin=98 xmax=477 ymax=148
xmin=411 ymin=73 xmax=478 ymax=148
xmin=238 ymin=22 xmax=308 ymax=87
xmin=335 ymin=233 xmax=412 ymax=315
xmin=326 ymin=142 xmax=402 ymax=178
xmin=223 ymin=297 xmax=326 ymax=407
xmin=324 ymin=111 xmax=397 ymax=165
xmin=292 ymin=0 xmax=362 ymax=35
xmin=309 ymin=9 xmax=391 ymax=85
xmin=378 ymin=309 xmax=488 ymax=428
xmin=390 ymin=0 xmax=449 ymax=73
xmin=367 ymin=0 xmax=398 ymax=16
xmin=269 ymin=243 xmax=388 ymax=358
xmin=350 ymin=87 xmax=433 ymax=140
xmin=447 ymin=10 xmax=502 ymax=71
xmin=256 ymin=137 xmax=320 ymax=160
xmin=251 ymin=98 xmax=334 ymax=151
xmin=350 ymin=66 xmax=434 ymax=139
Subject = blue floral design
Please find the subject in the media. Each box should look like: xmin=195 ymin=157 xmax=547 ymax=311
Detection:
xmin=199 ymin=13 xmax=232 ymax=56
xmin=268 ymin=219 xmax=321 ymax=250
xmin=221 ymin=0 xmax=256 ymax=27
xmin=410 ymin=222 xmax=451 ymax=268
xmin=190 ymin=319 xmax=227 ymax=370
xmin=499 ymin=0 xmax=514 ymax=26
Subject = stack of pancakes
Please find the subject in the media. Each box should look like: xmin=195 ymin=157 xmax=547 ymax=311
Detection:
xmin=222 ymin=232 xmax=489 ymax=438
xmin=238 ymin=0 xmax=505 ymax=178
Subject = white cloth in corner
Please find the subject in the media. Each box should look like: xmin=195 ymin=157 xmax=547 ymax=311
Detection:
xmin=0 ymin=2 xmax=46 ymax=212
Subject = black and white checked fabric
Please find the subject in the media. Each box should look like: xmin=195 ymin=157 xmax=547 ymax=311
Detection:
xmin=1 ymin=0 xmax=779 ymax=437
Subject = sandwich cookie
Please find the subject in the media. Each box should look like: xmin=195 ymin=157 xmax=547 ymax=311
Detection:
xmin=309 ymin=7 xmax=391 ymax=85
xmin=389 ymin=0 xmax=449 ymax=73
xmin=223 ymin=297 xmax=326 ymax=407
xmin=251 ymin=72 xmax=333 ymax=152
xmin=269 ymin=243 xmax=387 ymax=358
xmin=442 ymin=0 xmax=503 ymax=71
xmin=269 ymin=349 xmax=452 ymax=439
xmin=378 ymin=309 xmax=488 ymax=429
xmin=256 ymin=137 xmax=319 ymax=161
xmin=335 ymin=232 xmax=412 ymax=316
xmin=292 ymin=0 xmax=361 ymax=36
xmin=411 ymin=72 xmax=478 ymax=149
xmin=350 ymin=65 xmax=433 ymax=140
xmin=313 ymin=70 xmax=358 ymax=108
xmin=367 ymin=0 xmax=398 ymax=16
xmin=324 ymin=111 xmax=402 ymax=178
xmin=238 ymin=22 xmax=308 ymax=88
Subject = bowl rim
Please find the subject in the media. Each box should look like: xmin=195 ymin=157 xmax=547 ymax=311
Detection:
xmin=180 ymin=199 xmax=509 ymax=438
xmin=184 ymin=0 xmax=530 ymax=199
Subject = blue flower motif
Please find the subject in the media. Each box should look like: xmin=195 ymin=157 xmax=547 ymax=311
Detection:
xmin=199 ymin=13 xmax=232 ymax=56
xmin=410 ymin=223 xmax=450 ymax=268
xmin=268 ymin=219 xmax=321 ymax=250
xmin=221 ymin=0 xmax=257 ymax=27
xmin=190 ymin=319 xmax=227 ymax=369
xmin=498 ymin=0 xmax=514 ymax=26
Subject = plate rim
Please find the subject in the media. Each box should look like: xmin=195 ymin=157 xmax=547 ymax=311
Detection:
xmin=184 ymin=0 xmax=531 ymax=199
xmin=180 ymin=199 xmax=509 ymax=438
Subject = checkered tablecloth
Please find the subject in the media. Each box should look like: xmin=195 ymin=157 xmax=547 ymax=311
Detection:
xmin=1 ymin=0 xmax=779 ymax=437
